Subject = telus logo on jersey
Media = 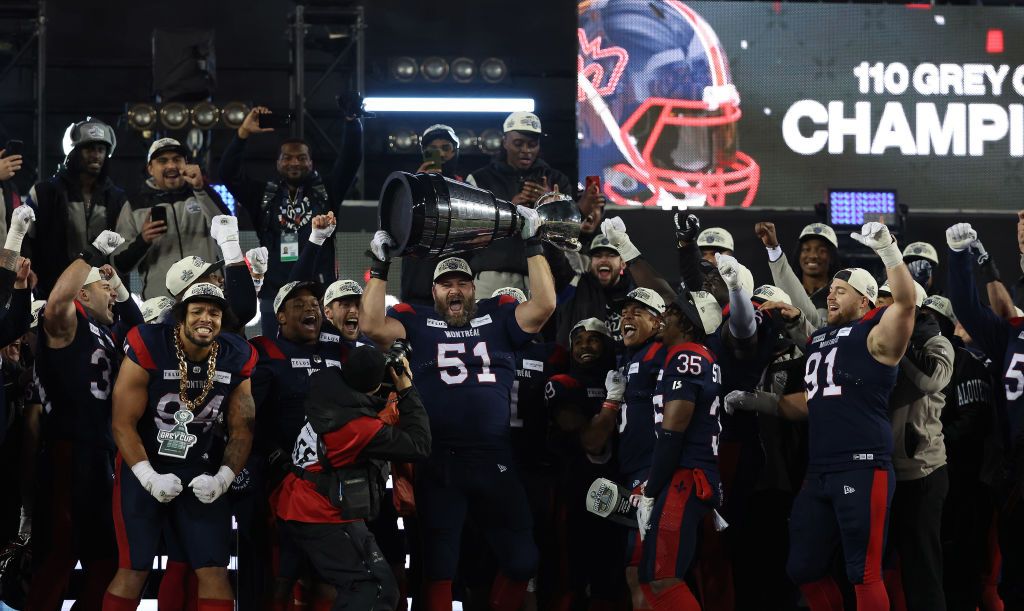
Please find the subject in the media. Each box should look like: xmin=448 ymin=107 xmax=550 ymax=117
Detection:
xmin=426 ymin=319 xmax=447 ymax=328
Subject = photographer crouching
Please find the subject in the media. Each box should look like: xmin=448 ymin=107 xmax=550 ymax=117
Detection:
xmin=274 ymin=343 xmax=431 ymax=609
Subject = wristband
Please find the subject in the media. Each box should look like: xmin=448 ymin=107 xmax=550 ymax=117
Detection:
xmin=979 ymin=253 xmax=1001 ymax=284
xmin=77 ymin=245 xmax=107 ymax=267
xmin=3 ymin=230 xmax=25 ymax=253
xmin=875 ymin=239 xmax=903 ymax=269
xmin=368 ymin=256 xmax=391 ymax=281
xmin=601 ymin=400 xmax=621 ymax=412
xmin=252 ymin=277 xmax=264 ymax=294
xmin=219 ymin=240 xmax=244 ymax=265
xmin=525 ymin=236 xmax=543 ymax=258
xmin=766 ymin=245 xmax=783 ymax=262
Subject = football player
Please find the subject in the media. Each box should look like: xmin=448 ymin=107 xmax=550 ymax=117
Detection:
xmin=358 ymin=205 xmax=555 ymax=611
xmin=104 ymin=283 xmax=257 ymax=611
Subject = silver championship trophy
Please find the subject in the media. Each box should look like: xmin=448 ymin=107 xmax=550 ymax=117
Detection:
xmin=378 ymin=172 xmax=582 ymax=258
xmin=586 ymin=477 xmax=639 ymax=528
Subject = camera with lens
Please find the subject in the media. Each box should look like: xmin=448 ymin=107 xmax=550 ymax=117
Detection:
xmin=383 ymin=338 xmax=412 ymax=377
xmin=337 ymin=91 xmax=375 ymax=119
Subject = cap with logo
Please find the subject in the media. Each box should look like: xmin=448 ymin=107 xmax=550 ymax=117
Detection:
xmin=878 ymin=280 xmax=926 ymax=308
xmin=921 ymin=295 xmax=956 ymax=324
xmin=502 ymin=111 xmax=543 ymax=135
xmin=491 ymin=287 xmax=527 ymax=303
xmin=175 ymin=282 xmax=228 ymax=311
xmin=323 ymin=280 xmax=363 ymax=306
xmin=274 ymin=280 xmax=323 ymax=313
xmin=672 ymin=289 xmax=722 ymax=337
xmin=142 ymin=296 xmax=176 ymax=323
xmin=590 ymin=234 xmax=621 ymax=256
xmin=147 ymin=137 xmax=189 ymax=163
xmin=30 ymin=299 xmax=45 ymax=329
xmin=798 ymin=223 xmax=839 ymax=249
xmin=166 ymin=256 xmax=224 ymax=297
xmin=624 ymin=287 xmax=666 ymax=316
xmin=421 ymin=124 xmax=459 ymax=149
xmin=433 ymin=257 xmax=473 ymax=282
xmin=833 ymin=268 xmax=878 ymax=305
xmin=62 ymin=118 xmax=116 ymax=166
xmin=902 ymin=242 xmax=939 ymax=266
xmin=83 ymin=267 xmax=104 ymax=288
xmin=696 ymin=227 xmax=734 ymax=252
xmin=570 ymin=317 xmax=612 ymax=343
xmin=752 ymin=284 xmax=793 ymax=306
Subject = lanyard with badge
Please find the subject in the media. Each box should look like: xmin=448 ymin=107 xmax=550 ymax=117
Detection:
xmin=279 ymin=187 xmax=308 ymax=263
xmin=156 ymin=326 xmax=220 ymax=459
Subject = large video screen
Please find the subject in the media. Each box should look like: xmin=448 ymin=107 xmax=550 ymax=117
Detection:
xmin=577 ymin=0 xmax=1024 ymax=210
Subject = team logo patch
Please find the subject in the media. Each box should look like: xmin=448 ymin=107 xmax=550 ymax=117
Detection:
xmin=838 ymin=327 xmax=852 ymax=337
xmin=843 ymin=485 xmax=856 ymax=495
xmin=186 ymin=200 xmax=201 ymax=214
xmin=291 ymin=358 xmax=311 ymax=368
xmin=426 ymin=319 xmax=447 ymax=328
xmin=470 ymin=314 xmax=492 ymax=327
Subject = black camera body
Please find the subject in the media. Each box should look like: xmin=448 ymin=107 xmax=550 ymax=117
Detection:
xmin=384 ymin=338 xmax=412 ymax=377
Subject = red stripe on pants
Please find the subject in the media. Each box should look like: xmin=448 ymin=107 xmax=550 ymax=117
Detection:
xmin=863 ymin=469 xmax=889 ymax=585
xmin=654 ymin=469 xmax=692 ymax=580
xmin=112 ymin=453 xmax=132 ymax=569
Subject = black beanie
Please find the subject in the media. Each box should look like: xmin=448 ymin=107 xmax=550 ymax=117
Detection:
xmin=343 ymin=346 xmax=388 ymax=393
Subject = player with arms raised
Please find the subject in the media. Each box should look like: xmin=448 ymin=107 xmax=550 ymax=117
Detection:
xmin=358 ymin=206 xmax=555 ymax=611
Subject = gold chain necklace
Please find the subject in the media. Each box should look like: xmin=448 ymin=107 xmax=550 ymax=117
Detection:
xmin=173 ymin=324 xmax=219 ymax=412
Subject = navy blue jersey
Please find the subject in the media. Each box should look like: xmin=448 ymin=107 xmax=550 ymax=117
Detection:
xmin=387 ymin=295 xmax=533 ymax=451
xmin=124 ymin=324 xmax=257 ymax=469
xmin=653 ymin=342 xmax=722 ymax=472
xmin=617 ymin=339 xmax=667 ymax=482
xmin=250 ymin=334 xmax=350 ymax=456
xmin=36 ymin=302 xmax=119 ymax=449
xmin=509 ymin=341 xmax=567 ymax=465
xmin=804 ymin=308 xmax=897 ymax=472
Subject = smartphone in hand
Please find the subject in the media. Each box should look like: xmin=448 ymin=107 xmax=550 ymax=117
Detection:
xmin=258 ymin=113 xmax=293 ymax=129
xmin=2 ymin=140 xmax=24 ymax=158
xmin=423 ymin=149 xmax=444 ymax=170
xmin=149 ymin=206 xmax=167 ymax=224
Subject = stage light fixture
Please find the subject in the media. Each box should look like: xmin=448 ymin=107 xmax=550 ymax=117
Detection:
xmin=159 ymin=102 xmax=190 ymax=130
xmin=420 ymin=57 xmax=449 ymax=83
xmin=454 ymin=128 xmax=477 ymax=152
xmin=363 ymin=97 xmax=534 ymax=113
xmin=391 ymin=56 xmax=418 ymax=82
xmin=191 ymin=101 xmax=221 ymax=129
xmin=480 ymin=58 xmax=508 ymax=83
xmin=221 ymin=102 xmax=249 ymax=129
xmin=478 ymin=128 xmax=503 ymax=154
xmin=451 ymin=57 xmax=475 ymax=83
xmin=127 ymin=103 xmax=158 ymax=131
xmin=387 ymin=130 xmax=419 ymax=153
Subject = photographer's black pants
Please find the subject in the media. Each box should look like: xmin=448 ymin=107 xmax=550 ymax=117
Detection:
xmin=280 ymin=519 xmax=399 ymax=610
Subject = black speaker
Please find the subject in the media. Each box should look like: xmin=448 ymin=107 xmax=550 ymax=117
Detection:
xmin=152 ymin=29 xmax=216 ymax=103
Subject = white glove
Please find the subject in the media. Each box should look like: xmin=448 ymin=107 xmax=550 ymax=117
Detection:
xmin=635 ymin=495 xmax=655 ymax=541
xmin=517 ymin=205 xmax=541 ymax=240
xmin=309 ymin=219 xmax=337 ymax=246
xmin=131 ymin=460 xmax=183 ymax=503
xmin=246 ymin=246 xmax=269 ymax=275
xmin=18 ymin=506 xmax=30 ymax=537
xmin=851 ymin=222 xmax=901 ymax=268
xmin=604 ymin=369 xmax=626 ymax=403
xmin=188 ymin=465 xmax=235 ymax=504
xmin=211 ymin=215 xmax=243 ymax=264
xmin=724 ymin=389 xmax=779 ymax=416
xmin=91 ymin=230 xmax=126 ymax=256
xmin=946 ymin=223 xmax=977 ymax=253
xmin=107 ymin=270 xmax=131 ymax=303
xmin=715 ymin=253 xmax=743 ymax=291
xmin=600 ymin=217 xmax=641 ymax=261
xmin=369 ymin=230 xmax=397 ymax=262
xmin=4 ymin=205 xmax=34 ymax=252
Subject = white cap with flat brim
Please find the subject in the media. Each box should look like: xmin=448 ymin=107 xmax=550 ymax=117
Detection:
xmin=697 ymin=227 xmax=734 ymax=251
xmin=752 ymin=284 xmax=792 ymax=306
xmin=625 ymin=287 xmax=666 ymax=315
xmin=433 ymin=257 xmax=473 ymax=282
xmin=166 ymin=256 xmax=223 ymax=297
xmin=922 ymin=295 xmax=955 ymax=324
xmin=491 ymin=287 xmax=527 ymax=303
xmin=877 ymin=280 xmax=926 ymax=308
xmin=833 ymin=268 xmax=878 ymax=305
xmin=323 ymin=280 xmax=363 ymax=306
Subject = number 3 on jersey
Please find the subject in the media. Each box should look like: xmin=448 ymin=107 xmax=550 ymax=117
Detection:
xmin=805 ymin=346 xmax=842 ymax=399
xmin=438 ymin=342 xmax=496 ymax=385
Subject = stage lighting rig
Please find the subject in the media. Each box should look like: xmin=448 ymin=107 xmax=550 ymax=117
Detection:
xmin=451 ymin=57 xmax=475 ymax=83
xmin=221 ymin=102 xmax=249 ymax=129
xmin=127 ymin=103 xmax=158 ymax=131
xmin=420 ymin=57 xmax=449 ymax=82
xmin=478 ymin=129 xmax=503 ymax=154
xmin=191 ymin=101 xmax=221 ymax=129
xmin=390 ymin=57 xmax=418 ymax=82
xmin=480 ymin=58 xmax=508 ymax=83
xmin=387 ymin=130 xmax=419 ymax=153
xmin=159 ymin=103 xmax=190 ymax=130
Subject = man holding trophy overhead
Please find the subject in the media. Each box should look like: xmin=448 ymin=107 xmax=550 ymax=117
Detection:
xmin=359 ymin=172 xmax=578 ymax=611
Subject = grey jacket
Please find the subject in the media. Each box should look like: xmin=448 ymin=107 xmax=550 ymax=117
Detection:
xmin=891 ymin=334 xmax=954 ymax=480
xmin=767 ymin=249 xmax=827 ymax=329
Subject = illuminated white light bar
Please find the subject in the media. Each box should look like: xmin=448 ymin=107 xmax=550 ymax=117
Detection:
xmin=363 ymin=97 xmax=535 ymax=113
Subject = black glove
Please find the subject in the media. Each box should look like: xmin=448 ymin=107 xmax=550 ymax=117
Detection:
xmin=978 ymin=252 xmax=1002 ymax=284
xmin=674 ymin=212 xmax=701 ymax=244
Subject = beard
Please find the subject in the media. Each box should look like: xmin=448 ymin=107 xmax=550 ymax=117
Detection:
xmin=183 ymin=324 xmax=217 ymax=347
xmin=434 ymin=295 xmax=478 ymax=327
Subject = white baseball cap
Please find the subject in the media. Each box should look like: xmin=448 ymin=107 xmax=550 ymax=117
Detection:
xmin=752 ymin=284 xmax=792 ymax=306
xmin=323 ymin=280 xmax=363 ymax=306
xmin=142 ymin=296 xmax=176 ymax=323
xmin=922 ymin=295 xmax=955 ymax=324
xmin=491 ymin=287 xmax=527 ymax=303
xmin=625 ymin=287 xmax=666 ymax=315
xmin=421 ymin=124 xmax=459 ymax=148
xmin=273 ymin=280 xmax=322 ymax=313
xmin=166 ymin=256 xmax=223 ymax=297
xmin=83 ymin=267 xmax=104 ymax=287
xmin=833 ymin=268 xmax=878 ymax=305
xmin=902 ymin=242 xmax=939 ymax=266
xmin=799 ymin=223 xmax=839 ymax=249
xmin=30 ymin=300 xmax=45 ymax=329
xmin=697 ymin=227 xmax=734 ymax=252
xmin=570 ymin=317 xmax=612 ymax=342
xmin=175 ymin=282 xmax=228 ymax=313
xmin=671 ymin=289 xmax=722 ymax=336
xmin=147 ymin=137 xmax=188 ymax=162
xmin=502 ymin=111 xmax=542 ymax=135
xmin=878 ymin=280 xmax=927 ymax=308
xmin=433 ymin=257 xmax=473 ymax=282
xmin=590 ymin=234 xmax=621 ymax=256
